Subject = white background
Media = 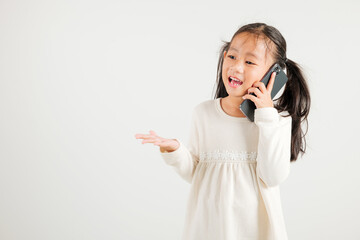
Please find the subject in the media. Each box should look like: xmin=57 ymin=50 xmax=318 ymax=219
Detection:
xmin=1 ymin=0 xmax=359 ymax=239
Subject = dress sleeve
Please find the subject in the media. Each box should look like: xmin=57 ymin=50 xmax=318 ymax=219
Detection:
xmin=254 ymin=107 xmax=292 ymax=188
xmin=159 ymin=109 xmax=200 ymax=184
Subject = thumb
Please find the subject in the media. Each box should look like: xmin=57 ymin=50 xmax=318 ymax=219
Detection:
xmin=149 ymin=130 xmax=157 ymax=135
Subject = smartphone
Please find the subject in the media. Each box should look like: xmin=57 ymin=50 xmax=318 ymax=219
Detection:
xmin=239 ymin=62 xmax=288 ymax=122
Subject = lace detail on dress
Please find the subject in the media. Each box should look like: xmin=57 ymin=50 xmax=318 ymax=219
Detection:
xmin=199 ymin=149 xmax=257 ymax=163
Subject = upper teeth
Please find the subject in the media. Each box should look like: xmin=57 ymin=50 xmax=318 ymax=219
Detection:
xmin=230 ymin=77 xmax=242 ymax=82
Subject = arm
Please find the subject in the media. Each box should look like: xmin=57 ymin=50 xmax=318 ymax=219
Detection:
xmin=160 ymin=109 xmax=200 ymax=184
xmin=254 ymin=107 xmax=292 ymax=188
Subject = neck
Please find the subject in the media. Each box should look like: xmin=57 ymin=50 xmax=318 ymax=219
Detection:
xmin=224 ymin=96 xmax=245 ymax=108
xmin=221 ymin=96 xmax=246 ymax=118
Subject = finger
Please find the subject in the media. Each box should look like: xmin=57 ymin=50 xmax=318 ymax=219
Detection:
xmin=135 ymin=134 xmax=152 ymax=139
xmin=135 ymin=133 xmax=149 ymax=139
xmin=247 ymin=87 xmax=262 ymax=97
xmin=136 ymin=134 xmax=161 ymax=142
xmin=149 ymin=130 xmax=158 ymax=136
xmin=267 ymin=72 xmax=276 ymax=93
xmin=142 ymin=137 xmax=162 ymax=144
xmin=242 ymin=94 xmax=258 ymax=104
xmin=149 ymin=131 xmax=168 ymax=142
xmin=252 ymin=81 xmax=267 ymax=94
xmin=136 ymin=130 xmax=160 ymax=139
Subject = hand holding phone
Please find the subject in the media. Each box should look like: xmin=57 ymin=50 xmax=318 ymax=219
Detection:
xmin=239 ymin=63 xmax=288 ymax=122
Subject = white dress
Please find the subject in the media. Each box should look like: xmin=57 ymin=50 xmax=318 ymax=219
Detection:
xmin=160 ymin=98 xmax=292 ymax=240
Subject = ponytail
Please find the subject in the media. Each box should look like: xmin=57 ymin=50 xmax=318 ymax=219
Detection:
xmin=275 ymin=58 xmax=311 ymax=162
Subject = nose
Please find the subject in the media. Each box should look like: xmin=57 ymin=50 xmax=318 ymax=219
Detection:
xmin=230 ymin=61 xmax=245 ymax=74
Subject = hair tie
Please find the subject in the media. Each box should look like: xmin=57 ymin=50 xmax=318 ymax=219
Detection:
xmin=284 ymin=58 xmax=289 ymax=63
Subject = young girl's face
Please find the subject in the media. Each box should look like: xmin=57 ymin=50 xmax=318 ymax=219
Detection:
xmin=222 ymin=32 xmax=276 ymax=98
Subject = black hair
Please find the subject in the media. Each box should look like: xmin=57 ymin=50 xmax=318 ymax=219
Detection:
xmin=213 ymin=22 xmax=311 ymax=162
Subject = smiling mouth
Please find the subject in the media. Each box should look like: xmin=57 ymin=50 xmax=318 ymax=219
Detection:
xmin=228 ymin=76 xmax=243 ymax=87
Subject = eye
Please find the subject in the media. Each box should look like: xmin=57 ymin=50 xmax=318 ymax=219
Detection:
xmin=227 ymin=56 xmax=255 ymax=65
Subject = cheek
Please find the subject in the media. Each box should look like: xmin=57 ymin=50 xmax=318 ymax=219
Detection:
xmin=222 ymin=62 xmax=228 ymax=72
xmin=222 ymin=65 xmax=229 ymax=80
xmin=222 ymin=72 xmax=227 ymax=84
xmin=245 ymin=72 xmax=261 ymax=86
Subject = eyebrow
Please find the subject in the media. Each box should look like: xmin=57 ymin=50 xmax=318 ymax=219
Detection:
xmin=228 ymin=47 xmax=260 ymax=59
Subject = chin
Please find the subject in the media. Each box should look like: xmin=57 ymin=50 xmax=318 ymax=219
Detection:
xmin=227 ymin=91 xmax=245 ymax=98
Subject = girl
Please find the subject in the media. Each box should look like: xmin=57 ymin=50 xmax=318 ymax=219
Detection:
xmin=135 ymin=22 xmax=310 ymax=240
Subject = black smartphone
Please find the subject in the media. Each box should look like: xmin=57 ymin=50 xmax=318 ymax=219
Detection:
xmin=239 ymin=62 xmax=288 ymax=122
